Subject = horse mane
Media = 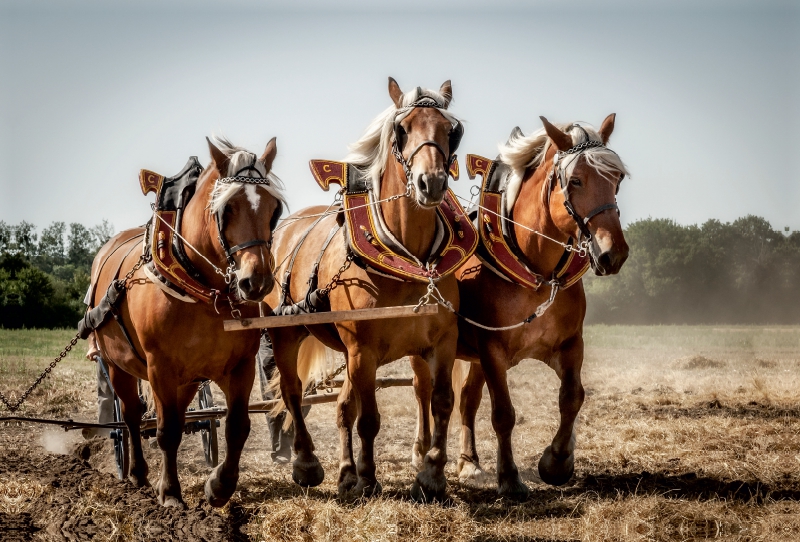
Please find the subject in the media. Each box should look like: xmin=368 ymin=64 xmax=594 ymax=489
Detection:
xmin=208 ymin=135 xmax=287 ymax=214
xmin=344 ymin=86 xmax=461 ymax=188
xmin=499 ymin=122 xmax=629 ymax=209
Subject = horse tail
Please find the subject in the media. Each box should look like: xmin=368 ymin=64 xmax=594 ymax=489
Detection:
xmin=451 ymin=359 xmax=469 ymax=423
xmin=267 ymin=335 xmax=330 ymax=429
xmin=139 ymin=380 xmax=156 ymax=416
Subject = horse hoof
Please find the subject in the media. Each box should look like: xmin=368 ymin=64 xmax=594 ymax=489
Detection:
xmin=339 ymin=477 xmax=382 ymax=501
xmin=497 ymin=476 xmax=530 ymax=501
xmin=537 ymin=446 xmax=575 ymax=486
xmin=411 ymin=472 xmax=447 ymax=503
xmin=292 ymin=458 xmax=325 ymax=488
xmin=457 ymin=459 xmax=488 ymax=486
xmin=337 ymin=471 xmax=358 ymax=497
xmin=161 ymin=496 xmax=185 ymax=509
xmin=128 ymin=472 xmax=150 ymax=488
xmin=204 ymin=466 xmax=237 ymax=508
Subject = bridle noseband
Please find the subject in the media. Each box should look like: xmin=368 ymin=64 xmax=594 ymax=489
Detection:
xmin=391 ymin=96 xmax=463 ymax=185
xmin=550 ymin=127 xmax=624 ymax=249
xmin=215 ymin=159 xmax=284 ymax=270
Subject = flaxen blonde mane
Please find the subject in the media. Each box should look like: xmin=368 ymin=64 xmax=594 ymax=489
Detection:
xmin=499 ymin=122 xmax=629 ymax=208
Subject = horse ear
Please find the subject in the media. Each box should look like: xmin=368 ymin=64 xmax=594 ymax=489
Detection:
xmin=439 ymin=80 xmax=452 ymax=108
xmin=598 ymin=113 xmax=616 ymax=144
xmin=206 ymin=137 xmax=229 ymax=174
xmin=539 ymin=116 xmax=573 ymax=151
xmin=388 ymin=77 xmax=403 ymax=108
xmin=260 ymin=137 xmax=278 ymax=172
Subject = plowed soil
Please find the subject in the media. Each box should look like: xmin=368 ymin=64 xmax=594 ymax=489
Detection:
xmin=2 ymin=326 xmax=799 ymax=541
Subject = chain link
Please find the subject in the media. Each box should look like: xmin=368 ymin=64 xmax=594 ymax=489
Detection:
xmin=0 ymin=334 xmax=81 ymax=413
xmin=318 ymin=253 xmax=354 ymax=297
xmin=0 ymin=256 xmax=147 ymax=413
xmin=306 ymin=361 xmax=348 ymax=397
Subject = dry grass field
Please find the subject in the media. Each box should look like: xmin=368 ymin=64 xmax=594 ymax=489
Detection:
xmin=1 ymin=325 xmax=798 ymax=541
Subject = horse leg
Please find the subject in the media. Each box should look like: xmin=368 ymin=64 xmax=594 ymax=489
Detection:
xmin=456 ymin=361 xmax=488 ymax=484
xmin=205 ymin=359 xmax=254 ymax=507
xmin=483 ymin=354 xmax=529 ymax=501
xmin=151 ymin=376 xmax=195 ymax=508
xmin=347 ymin=348 xmax=381 ymax=498
xmin=270 ymin=327 xmax=325 ymax=487
xmin=411 ymin=336 xmax=456 ymax=503
xmin=409 ymin=355 xmax=431 ymax=471
xmin=336 ymin=373 xmax=359 ymax=496
xmin=538 ymin=337 xmax=584 ymax=486
xmin=108 ymin=364 xmax=149 ymax=487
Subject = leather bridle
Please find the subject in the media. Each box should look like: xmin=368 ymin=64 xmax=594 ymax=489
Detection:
xmin=214 ymin=159 xmax=284 ymax=269
xmin=549 ymin=126 xmax=624 ymax=248
xmin=391 ymin=96 xmax=463 ymax=184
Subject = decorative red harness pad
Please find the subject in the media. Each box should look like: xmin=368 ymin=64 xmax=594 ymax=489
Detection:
xmin=140 ymin=168 xmax=226 ymax=304
xmin=309 ymin=160 xmax=478 ymax=282
xmin=466 ymin=155 xmax=590 ymax=290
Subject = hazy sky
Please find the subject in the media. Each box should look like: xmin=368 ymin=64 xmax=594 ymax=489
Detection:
xmin=1 ymin=0 xmax=798 ymax=235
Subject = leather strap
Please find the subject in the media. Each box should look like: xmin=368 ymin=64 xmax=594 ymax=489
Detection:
xmin=226 ymin=238 xmax=269 ymax=258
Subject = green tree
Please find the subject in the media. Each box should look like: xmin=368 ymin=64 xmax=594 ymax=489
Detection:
xmin=67 ymin=223 xmax=93 ymax=268
xmin=36 ymin=221 xmax=67 ymax=273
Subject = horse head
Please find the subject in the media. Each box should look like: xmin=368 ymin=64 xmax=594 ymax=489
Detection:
xmin=207 ymin=137 xmax=285 ymax=301
xmin=540 ymin=115 xmax=629 ymax=276
xmin=388 ymin=78 xmax=462 ymax=208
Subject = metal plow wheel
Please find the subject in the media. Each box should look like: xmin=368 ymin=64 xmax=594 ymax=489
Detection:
xmin=196 ymin=384 xmax=219 ymax=468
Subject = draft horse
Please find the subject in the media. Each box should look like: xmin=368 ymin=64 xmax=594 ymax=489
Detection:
xmin=86 ymin=137 xmax=285 ymax=507
xmin=412 ymin=115 xmax=630 ymax=499
xmin=264 ymin=78 xmax=464 ymax=502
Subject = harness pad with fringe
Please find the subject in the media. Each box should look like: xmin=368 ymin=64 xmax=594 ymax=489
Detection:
xmin=466 ymin=154 xmax=589 ymax=290
xmin=309 ymin=159 xmax=478 ymax=282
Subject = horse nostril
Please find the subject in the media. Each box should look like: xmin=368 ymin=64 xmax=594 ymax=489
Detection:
xmin=239 ymin=277 xmax=252 ymax=294
xmin=418 ymin=174 xmax=429 ymax=194
xmin=598 ymin=252 xmax=612 ymax=272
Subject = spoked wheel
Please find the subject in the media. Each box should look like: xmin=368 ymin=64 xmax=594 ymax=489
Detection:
xmin=111 ymin=395 xmax=130 ymax=480
xmin=197 ymin=384 xmax=219 ymax=468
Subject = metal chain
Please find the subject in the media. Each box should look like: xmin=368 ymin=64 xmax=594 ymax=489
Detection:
xmin=413 ymin=276 xmax=560 ymax=332
xmin=0 ymin=334 xmax=80 ymax=413
xmin=318 ymin=253 xmax=354 ymax=297
xmin=0 ymin=256 xmax=148 ymax=414
xmin=307 ymin=361 xmax=348 ymax=397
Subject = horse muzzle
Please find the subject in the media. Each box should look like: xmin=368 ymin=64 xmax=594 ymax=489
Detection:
xmin=413 ymin=171 xmax=447 ymax=208
xmin=236 ymin=272 xmax=274 ymax=302
xmin=589 ymin=239 xmax=629 ymax=276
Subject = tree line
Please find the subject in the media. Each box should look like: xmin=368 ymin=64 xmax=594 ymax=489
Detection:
xmin=0 ymin=221 xmax=114 ymax=328
xmin=1 ymin=215 xmax=798 ymax=328
xmin=584 ymin=215 xmax=800 ymax=324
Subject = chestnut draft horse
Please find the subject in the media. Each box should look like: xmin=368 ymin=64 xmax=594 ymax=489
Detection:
xmin=264 ymin=79 xmax=463 ymax=502
xmin=88 ymin=137 xmax=285 ymax=507
xmin=412 ymin=115 xmax=630 ymax=499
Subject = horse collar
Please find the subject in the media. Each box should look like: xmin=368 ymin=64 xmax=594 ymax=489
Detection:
xmin=466 ymin=154 xmax=590 ymax=290
xmin=309 ymin=160 xmax=478 ymax=282
xmin=140 ymin=159 xmax=239 ymax=305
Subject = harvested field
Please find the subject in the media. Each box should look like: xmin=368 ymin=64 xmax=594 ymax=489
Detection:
xmin=1 ymin=325 xmax=799 ymax=541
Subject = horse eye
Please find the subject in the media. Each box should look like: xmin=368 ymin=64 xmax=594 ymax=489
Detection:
xmin=396 ymin=125 xmax=408 ymax=148
xmin=569 ymin=177 xmax=582 ymax=187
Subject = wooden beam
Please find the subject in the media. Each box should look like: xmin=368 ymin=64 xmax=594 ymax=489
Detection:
xmin=224 ymin=304 xmax=438 ymax=331
xmin=248 ymin=377 xmax=414 ymax=411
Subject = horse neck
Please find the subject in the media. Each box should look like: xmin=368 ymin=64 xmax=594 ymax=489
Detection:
xmin=180 ymin=176 xmax=229 ymax=290
xmin=378 ymin=161 xmax=437 ymax=261
xmin=510 ymin=154 xmax=571 ymax=276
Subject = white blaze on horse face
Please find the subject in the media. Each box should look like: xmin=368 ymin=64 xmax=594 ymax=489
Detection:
xmin=244 ymin=185 xmax=261 ymax=212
